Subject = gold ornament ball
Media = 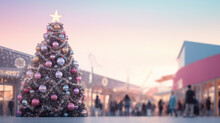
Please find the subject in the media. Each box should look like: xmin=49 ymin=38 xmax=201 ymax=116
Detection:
xmin=36 ymin=46 xmax=41 ymax=51
xmin=33 ymin=56 xmax=39 ymax=63
xmin=62 ymin=47 xmax=69 ymax=53
xmin=53 ymin=24 xmax=60 ymax=30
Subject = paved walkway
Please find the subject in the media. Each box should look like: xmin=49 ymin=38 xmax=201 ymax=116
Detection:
xmin=0 ymin=116 xmax=220 ymax=123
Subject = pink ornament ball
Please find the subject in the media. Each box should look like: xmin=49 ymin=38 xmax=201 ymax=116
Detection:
xmin=74 ymin=88 xmax=79 ymax=95
xmin=76 ymin=76 xmax=82 ymax=82
xmin=51 ymin=94 xmax=58 ymax=101
xmin=17 ymin=94 xmax=22 ymax=101
xmin=71 ymin=68 xmax=76 ymax=74
xmin=32 ymin=98 xmax=40 ymax=106
xmin=34 ymin=72 xmax=41 ymax=79
xmin=45 ymin=61 xmax=52 ymax=68
xmin=52 ymin=41 xmax=59 ymax=48
xmin=67 ymin=103 xmax=75 ymax=111
xmin=62 ymin=32 xmax=66 ymax=35
xmin=26 ymin=70 xmax=33 ymax=77
xmin=24 ymin=88 xmax=30 ymax=94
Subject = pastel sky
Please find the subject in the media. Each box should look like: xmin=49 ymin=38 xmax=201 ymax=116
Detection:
xmin=1 ymin=0 xmax=220 ymax=88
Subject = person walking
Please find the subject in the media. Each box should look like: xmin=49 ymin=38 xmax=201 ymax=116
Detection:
xmin=141 ymin=103 xmax=146 ymax=116
xmin=177 ymin=100 xmax=183 ymax=116
xmin=206 ymin=96 xmax=211 ymax=116
xmin=158 ymin=99 xmax=164 ymax=116
xmin=218 ymin=98 xmax=220 ymax=116
xmin=134 ymin=102 xmax=141 ymax=116
xmin=183 ymin=85 xmax=195 ymax=117
xmin=169 ymin=91 xmax=177 ymax=117
xmin=8 ymin=98 xmax=14 ymax=116
xmin=151 ymin=103 xmax=156 ymax=116
xmin=118 ymin=100 xmax=123 ymax=116
xmin=109 ymin=101 xmax=116 ymax=116
xmin=194 ymin=98 xmax=200 ymax=116
xmin=146 ymin=100 xmax=152 ymax=116
xmin=94 ymin=95 xmax=101 ymax=117
xmin=124 ymin=94 xmax=131 ymax=116
xmin=99 ymin=102 xmax=103 ymax=116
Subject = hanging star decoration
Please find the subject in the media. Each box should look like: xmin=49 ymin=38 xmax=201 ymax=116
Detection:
xmin=50 ymin=10 xmax=62 ymax=22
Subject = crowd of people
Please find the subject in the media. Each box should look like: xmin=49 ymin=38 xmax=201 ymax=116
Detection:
xmin=2 ymin=84 xmax=220 ymax=117
xmin=93 ymin=85 xmax=220 ymax=117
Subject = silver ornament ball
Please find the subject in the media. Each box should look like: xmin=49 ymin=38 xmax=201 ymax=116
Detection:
xmin=55 ymin=71 xmax=63 ymax=78
xmin=57 ymin=57 xmax=65 ymax=66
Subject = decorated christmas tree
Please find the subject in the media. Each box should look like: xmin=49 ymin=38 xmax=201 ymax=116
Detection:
xmin=16 ymin=10 xmax=87 ymax=117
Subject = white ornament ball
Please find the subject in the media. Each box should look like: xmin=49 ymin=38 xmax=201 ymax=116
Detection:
xmin=57 ymin=58 xmax=65 ymax=66
xmin=39 ymin=85 xmax=47 ymax=93
xmin=41 ymin=45 xmax=48 ymax=51
xmin=55 ymin=71 xmax=63 ymax=78
xmin=50 ymin=55 xmax=56 ymax=60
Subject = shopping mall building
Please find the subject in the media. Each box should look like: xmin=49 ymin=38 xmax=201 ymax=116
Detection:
xmin=0 ymin=46 xmax=140 ymax=116
xmin=173 ymin=41 xmax=220 ymax=116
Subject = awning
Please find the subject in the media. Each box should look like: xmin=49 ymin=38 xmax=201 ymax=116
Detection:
xmin=156 ymin=74 xmax=174 ymax=83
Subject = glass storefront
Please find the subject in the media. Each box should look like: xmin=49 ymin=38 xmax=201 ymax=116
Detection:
xmin=0 ymin=85 xmax=14 ymax=116
xmin=216 ymin=79 xmax=220 ymax=116
xmin=174 ymin=79 xmax=220 ymax=116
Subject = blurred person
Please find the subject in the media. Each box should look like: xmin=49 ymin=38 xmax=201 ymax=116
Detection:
xmin=118 ymin=100 xmax=124 ymax=116
xmin=131 ymin=105 xmax=136 ymax=116
xmin=8 ymin=98 xmax=14 ymax=116
xmin=141 ymin=103 xmax=146 ymax=116
xmin=114 ymin=101 xmax=118 ymax=116
xmin=110 ymin=101 xmax=116 ymax=116
xmin=194 ymin=98 xmax=200 ymax=116
xmin=177 ymin=100 xmax=183 ymax=116
xmin=206 ymin=96 xmax=211 ymax=116
xmin=200 ymin=102 xmax=204 ymax=116
xmin=0 ymin=102 xmax=3 ymax=116
xmin=166 ymin=104 xmax=170 ymax=115
xmin=124 ymin=94 xmax=131 ymax=116
xmin=183 ymin=85 xmax=195 ymax=117
xmin=109 ymin=101 xmax=113 ymax=116
xmin=169 ymin=91 xmax=177 ymax=117
xmin=146 ymin=100 xmax=152 ymax=116
xmin=134 ymin=102 xmax=141 ymax=116
xmin=158 ymin=99 xmax=164 ymax=116
xmin=94 ymin=95 xmax=101 ymax=117
xmin=151 ymin=103 xmax=156 ymax=116
xmin=99 ymin=102 xmax=103 ymax=116
xmin=218 ymin=98 xmax=220 ymax=116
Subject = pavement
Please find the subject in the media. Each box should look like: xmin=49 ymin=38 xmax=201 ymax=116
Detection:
xmin=0 ymin=116 xmax=220 ymax=123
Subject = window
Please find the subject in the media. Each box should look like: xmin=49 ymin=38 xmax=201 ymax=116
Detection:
xmin=0 ymin=85 xmax=13 ymax=101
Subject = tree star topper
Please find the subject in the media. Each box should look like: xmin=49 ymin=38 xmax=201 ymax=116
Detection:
xmin=50 ymin=10 xmax=62 ymax=22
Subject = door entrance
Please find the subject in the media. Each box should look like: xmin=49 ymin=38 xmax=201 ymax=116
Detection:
xmin=0 ymin=85 xmax=14 ymax=116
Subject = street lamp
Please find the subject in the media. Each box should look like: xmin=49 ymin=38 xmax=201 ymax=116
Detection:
xmin=88 ymin=53 xmax=102 ymax=116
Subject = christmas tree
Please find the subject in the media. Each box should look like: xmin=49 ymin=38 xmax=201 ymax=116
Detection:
xmin=16 ymin=10 xmax=87 ymax=117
